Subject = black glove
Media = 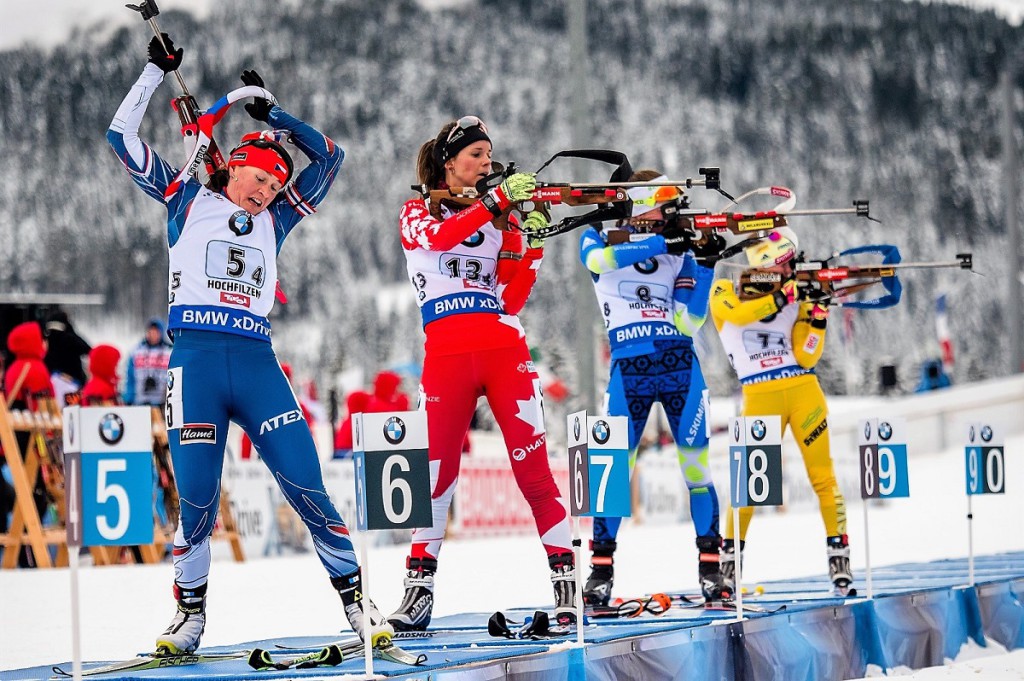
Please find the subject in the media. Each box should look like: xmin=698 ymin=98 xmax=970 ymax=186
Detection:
xmin=147 ymin=33 xmax=183 ymax=74
xmin=240 ymin=69 xmax=273 ymax=122
xmin=662 ymin=232 xmax=692 ymax=255
xmin=690 ymin=233 xmax=727 ymax=263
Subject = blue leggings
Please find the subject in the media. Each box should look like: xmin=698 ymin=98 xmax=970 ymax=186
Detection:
xmin=166 ymin=330 xmax=355 ymax=588
xmin=594 ymin=341 xmax=719 ymax=544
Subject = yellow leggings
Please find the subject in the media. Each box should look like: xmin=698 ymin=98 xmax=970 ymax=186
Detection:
xmin=725 ymin=373 xmax=846 ymax=541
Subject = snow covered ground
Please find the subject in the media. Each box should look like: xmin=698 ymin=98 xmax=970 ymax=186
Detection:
xmin=1 ymin=433 xmax=1023 ymax=678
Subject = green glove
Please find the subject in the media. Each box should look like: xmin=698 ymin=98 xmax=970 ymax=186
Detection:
xmin=498 ymin=172 xmax=537 ymax=203
xmin=522 ymin=210 xmax=548 ymax=249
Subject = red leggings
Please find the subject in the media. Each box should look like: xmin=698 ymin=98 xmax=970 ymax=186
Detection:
xmin=409 ymin=343 xmax=571 ymax=562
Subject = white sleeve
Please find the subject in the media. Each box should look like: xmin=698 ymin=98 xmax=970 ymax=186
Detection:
xmin=108 ymin=63 xmax=165 ymax=167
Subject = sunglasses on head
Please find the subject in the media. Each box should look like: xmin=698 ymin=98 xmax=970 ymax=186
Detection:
xmin=630 ymin=185 xmax=683 ymax=210
xmin=446 ymin=115 xmax=488 ymax=144
xmin=233 ymin=132 xmax=294 ymax=180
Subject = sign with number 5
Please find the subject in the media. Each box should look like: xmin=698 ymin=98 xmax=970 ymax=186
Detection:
xmin=62 ymin=406 xmax=154 ymax=547
xmin=353 ymin=411 xmax=432 ymax=530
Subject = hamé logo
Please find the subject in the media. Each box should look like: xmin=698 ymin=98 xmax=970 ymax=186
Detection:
xmin=229 ymin=210 xmax=254 ymax=236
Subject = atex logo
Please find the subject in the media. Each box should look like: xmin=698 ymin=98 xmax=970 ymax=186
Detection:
xmin=180 ymin=423 xmax=216 ymax=445
xmin=99 ymin=413 xmax=124 ymax=445
xmin=260 ymin=409 xmax=305 ymax=435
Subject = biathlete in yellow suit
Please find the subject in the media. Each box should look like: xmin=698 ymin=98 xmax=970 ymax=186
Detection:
xmin=709 ymin=227 xmax=853 ymax=595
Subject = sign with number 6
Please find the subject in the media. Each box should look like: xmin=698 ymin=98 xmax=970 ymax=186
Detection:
xmin=728 ymin=416 xmax=783 ymax=508
xmin=62 ymin=406 xmax=154 ymax=547
xmin=353 ymin=411 xmax=432 ymax=530
xmin=965 ymin=422 xmax=1005 ymax=495
xmin=858 ymin=418 xmax=910 ymax=499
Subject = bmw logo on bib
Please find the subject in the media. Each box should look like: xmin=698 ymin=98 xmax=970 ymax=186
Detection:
xmin=462 ymin=231 xmax=485 ymax=247
xmin=99 ymin=413 xmax=125 ymax=445
xmin=634 ymin=259 xmax=658 ymax=274
xmin=383 ymin=416 xmax=406 ymax=445
xmin=229 ymin=210 xmax=254 ymax=236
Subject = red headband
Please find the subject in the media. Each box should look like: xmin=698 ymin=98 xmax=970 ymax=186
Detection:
xmin=229 ymin=144 xmax=290 ymax=185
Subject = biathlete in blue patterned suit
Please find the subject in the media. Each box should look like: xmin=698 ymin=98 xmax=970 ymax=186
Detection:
xmin=107 ymin=34 xmax=392 ymax=655
xmin=578 ymin=169 xmax=730 ymax=604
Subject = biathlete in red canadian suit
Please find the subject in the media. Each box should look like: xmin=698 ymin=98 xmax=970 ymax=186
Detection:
xmin=387 ymin=116 xmax=576 ymax=630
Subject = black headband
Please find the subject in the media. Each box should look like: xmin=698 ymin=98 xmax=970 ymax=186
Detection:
xmin=434 ymin=125 xmax=491 ymax=166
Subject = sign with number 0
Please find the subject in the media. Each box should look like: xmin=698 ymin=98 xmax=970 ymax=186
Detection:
xmin=353 ymin=411 xmax=432 ymax=530
xmin=728 ymin=416 xmax=783 ymax=508
xmin=965 ymin=422 xmax=1005 ymax=495
xmin=858 ymin=418 xmax=910 ymax=499
xmin=566 ymin=411 xmax=630 ymax=517
xmin=62 ymin=406 xmax=154 ymax=547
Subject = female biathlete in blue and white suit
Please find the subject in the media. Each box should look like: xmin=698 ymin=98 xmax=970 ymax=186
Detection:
xmin=107 ymin=34 xmax=392 ymax=655
xmin=578 ymin=170 xmax=729 ymax=604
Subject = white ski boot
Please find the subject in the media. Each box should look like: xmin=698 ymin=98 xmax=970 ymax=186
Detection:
xmin=155 ymin=582 xmax=206 ymax=654
xmin=388 ymin=558 xmax=436 ymax=631
xmin=333 ymin=568 xmax=395 ymax=647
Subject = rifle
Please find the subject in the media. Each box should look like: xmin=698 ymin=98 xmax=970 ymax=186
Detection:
xmin=413 ymin=149 xmax=726 ymax=231
xmin=737 ymin=245 xmax=973 ymax=309
xmin=126 ymin=0 xmax=226 ymax=177
xmin=602 ymin=186 xmax=873 ymax=264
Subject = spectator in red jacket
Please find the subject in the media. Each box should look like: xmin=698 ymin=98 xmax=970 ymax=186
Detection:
xmin=81 ymin=345 xmax=123 ymax=406
xmin=3 ymin=321 xmax=55 ymax=566
xmin=366 ymin=371 xmax=410 ymax=413
xmin=333 ymin=390 xmax=372 ymax=458
xmin=4 ymin=322 xmax=54 ymax=409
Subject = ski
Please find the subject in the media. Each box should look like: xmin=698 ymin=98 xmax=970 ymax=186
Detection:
xmin=271 ymin=637 xmax=426 ymax=666
xmin=52 ymin=651 xmax=246 ymax=677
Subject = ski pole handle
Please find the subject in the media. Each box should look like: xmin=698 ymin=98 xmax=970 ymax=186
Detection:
xmin=126 ymin=1 xmax=191 ymax=95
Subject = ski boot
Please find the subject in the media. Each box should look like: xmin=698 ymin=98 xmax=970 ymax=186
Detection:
xmin=720 ymin=538 xmax=745 ymax=593
xmin=582 ymin=540 xmax=616 ymax=607
xmin=332 ymin=568 xmax=395 ymax=647
xmin=550 ymin=552 xmax=577 ymax=626
xmin=155 ymin=582 xmax=207 ymax=655
xmin=827 ymin=535 xmax=855 ymax=596
xmin=697 ymin=536 xmax=731 ymax=601
xmin=387 ymin=557 xmax=436 ymax=632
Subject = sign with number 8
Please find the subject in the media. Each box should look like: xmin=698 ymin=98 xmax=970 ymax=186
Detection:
xmin=728 ymin=416 xmax=783 ymax=508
